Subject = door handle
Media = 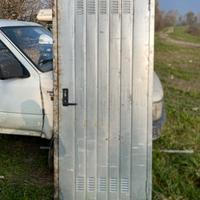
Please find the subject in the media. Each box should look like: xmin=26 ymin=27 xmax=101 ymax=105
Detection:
xmin=62 ymin=88 xmax=77 ymax=106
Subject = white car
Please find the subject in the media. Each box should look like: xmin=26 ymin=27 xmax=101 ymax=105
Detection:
xmin=0 ymin=20 xmax=164 ymax=140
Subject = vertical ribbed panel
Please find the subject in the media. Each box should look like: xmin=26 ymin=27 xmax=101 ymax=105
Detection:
xmin=119 ymin=0 xmax=133 ymax=198
xmin=86 ymin=0 xmax=98 ymax=199
xmin=99 ymin=0 xmax=107 ymax=14
xmin=131 ymin=0 xmax=151 ymax=199
xmin=76 ymin=177 xmax=85 ymax=191
xmin=98 ymin=178 xmax=107 ymax=192
xmin=109 ymin=0 xmax=121 ymax=198
xmin=87 ymin=0 xmax=96 ymax=14
xmin=57 ymin=0 xmax=153 ymax=199
xmin=97 ymin=0 xmax=109 ymax=198
xmin=74 ymin=0 xmax=87 ymax=198
xmin=122 ymin=0 xmax=131 ymax=14
xmin=111 ymin=0 xmax=119 ymax=14
xmin=76 ymin=0 xmax=84 ymax=15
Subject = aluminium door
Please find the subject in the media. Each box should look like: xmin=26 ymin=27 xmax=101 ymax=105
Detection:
xmin=54 ymin=0 xmax=154 ymax=199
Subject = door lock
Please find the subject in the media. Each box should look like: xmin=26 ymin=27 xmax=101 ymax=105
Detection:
xmin=62 ymin=88 xmax=77 ymax=106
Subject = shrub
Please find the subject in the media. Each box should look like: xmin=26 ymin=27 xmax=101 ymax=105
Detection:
xmin=187 ymin=25 xmax=200 ymax=36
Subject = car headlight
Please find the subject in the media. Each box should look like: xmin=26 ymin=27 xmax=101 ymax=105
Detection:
xmin=153 ymin=100 xmax=163 ymax=121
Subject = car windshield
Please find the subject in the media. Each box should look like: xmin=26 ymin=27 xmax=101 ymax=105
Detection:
xmin=2 ymin=26 xmax=53 ymax=72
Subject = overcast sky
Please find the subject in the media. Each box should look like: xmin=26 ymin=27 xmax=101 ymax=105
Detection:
xmin=160 ymin=0 xmax=200 ymax=14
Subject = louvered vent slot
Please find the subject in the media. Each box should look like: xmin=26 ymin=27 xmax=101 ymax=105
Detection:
xmin=87 ymin=0 xmax=96 ymax=15
xmin=88 ymin=177 xmax=96 ymax=192
xmin=111 ymin=0 xmax=119 ymax=14
xmin=121 ymin=178 xmax=129 ymax=193
xmin=76 ymin=0 xmax=84 ymax=15
xmin=99 ymin=0 xmax=107 ymax=14
xmin=98 ymin=177 xmax=107 ymax=192
xmin=122 ymin=0 xmax=131 ymax=14
xmin=110 ymin=178 xmax=118 ymax=192
xmin=76 ymin=177 xmax=85 ymax=191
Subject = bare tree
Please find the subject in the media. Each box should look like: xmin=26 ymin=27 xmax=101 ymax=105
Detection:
xmin=20 ymin=0 xmax=53 ymax=21
xmin=0 ymin=0 xmax=25 ymax=19
xmin=0 ymin=0 xmax=53 ymax=21
xmin=155 ymin=0 xmax=163 ymax=31
xmin=163 ymin=10 xmax=178 ymax=27
xmin=186 ymin=11 xmax=197 ymax=26
xmin=155 ymin=0 xmax=178 ymax=31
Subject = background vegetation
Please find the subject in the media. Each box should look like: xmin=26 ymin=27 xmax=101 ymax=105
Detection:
xmin=0 ymin=0 xmax=52 ymax=21
xmin=153 ymin=23 xmax=200 ymax=200
xmin=155 ymin=0 xmax=200 ymax=37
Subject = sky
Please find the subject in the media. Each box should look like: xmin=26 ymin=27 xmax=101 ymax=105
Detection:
xmin=159 ymin=0 xmax=200 ymax=14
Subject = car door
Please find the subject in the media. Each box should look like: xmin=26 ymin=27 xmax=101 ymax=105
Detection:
xmin=0 ymin=33 xmax=43 ymax=136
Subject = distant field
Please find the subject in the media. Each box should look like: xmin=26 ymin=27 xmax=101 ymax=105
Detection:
xmin=169 ymin=26 xmax=200 ymax=44
xmin=153 ymin=29 xmax=200 ymax=199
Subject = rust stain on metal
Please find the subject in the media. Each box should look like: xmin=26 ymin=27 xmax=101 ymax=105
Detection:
xmin=53 ymin=0 xmax=60 ymax=199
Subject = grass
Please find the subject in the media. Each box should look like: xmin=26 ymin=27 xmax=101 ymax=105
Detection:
xmin=169 ymin=26 xmax=200 ymax=44
xmin=153 ymin=28 xmax=200 ymax=200
xmin=0 ymin=136 xmax=53 ymax=200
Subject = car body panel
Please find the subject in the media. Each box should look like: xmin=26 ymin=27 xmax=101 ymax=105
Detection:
xmin=39 ymin=71 xmax=53 ymax=139
xmin=0 ymin=20 xmax=41 ymax=28
xmin=0 ymin=30 xmax=44 ymax=134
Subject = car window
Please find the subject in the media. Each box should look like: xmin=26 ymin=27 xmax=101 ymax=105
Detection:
xmin=2 ymin=26 xmax=53 ymax=73
xmin=0 ymin=40 xmax=12 ymax=57
xmin=0 ymin=40 xmax=29 ymax=77
xmin=0 ymin=40 xmax=19 ymax=64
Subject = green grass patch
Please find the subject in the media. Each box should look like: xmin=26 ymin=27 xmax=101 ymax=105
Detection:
xmin=0 ymin=183 xmax=53 ymax=200
xmin=153 ymin=28 xmax=200 ymax=199
xmin=155 ymin=35 xmax=181 ymax=52
xmin=153 ymin=153 xmax=200 ymax=200
xmin=0 ymin=136 xmax=53 ymax=200
xmin=169 ymin=26 xmax=200 ymax=44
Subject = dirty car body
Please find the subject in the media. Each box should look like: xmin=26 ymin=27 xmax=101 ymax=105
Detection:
xmin=0 ymin=20 xmax=53 ymax=139
xmin=0 ymin=20 xmax=164 ymax=140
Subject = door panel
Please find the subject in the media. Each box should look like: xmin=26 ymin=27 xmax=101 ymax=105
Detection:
xmin=0 ymin=36 xmax=43 ymax=133
xmin=56 ymin=0 xmax=154 ymax=199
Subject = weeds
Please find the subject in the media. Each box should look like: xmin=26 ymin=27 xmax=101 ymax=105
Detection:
xmin=153 ymin=28 xmax=200 ymax=200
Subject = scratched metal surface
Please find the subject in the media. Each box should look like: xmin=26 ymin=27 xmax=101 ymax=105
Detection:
xmin=54 ymin=0 xmax=154 ymax=199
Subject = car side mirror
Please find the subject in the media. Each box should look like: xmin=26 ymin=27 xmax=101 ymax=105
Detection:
xmin=0 ymin=57 xmax=28 ymax=80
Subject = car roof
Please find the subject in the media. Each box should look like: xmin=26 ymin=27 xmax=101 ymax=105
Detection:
xmin=0 ymin=19 xmax=41 ymax=28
